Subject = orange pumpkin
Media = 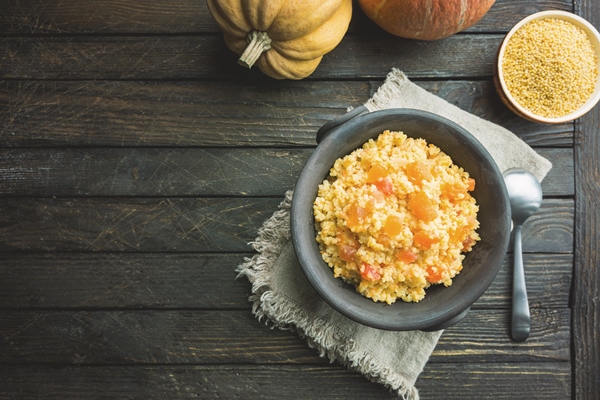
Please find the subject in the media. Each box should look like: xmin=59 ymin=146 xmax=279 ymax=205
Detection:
xmin=358 ymin=0 xmax=495 ymax=41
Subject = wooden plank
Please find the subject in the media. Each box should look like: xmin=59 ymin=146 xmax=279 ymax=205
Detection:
xmin=0 ymin=80 xmax=571 ymax=148
xmin=0 ymin=198 xmax=573 ymax=253
xmin=436 ymin=309 xmax=570 ymax=362
xmin=0 ymin=197 xmax=281 ymax=253
xmin=0 ymin=309 xmax=316 ymax=365
xmin=574 ymin=2 xmax=600 ymax=398
xmin=1 ymin=310 xmax=319 ymax=365
xmin=320 ymin=35 xmax=503 ymax=79
xmin=508 ymin=198 xmax=573 ymax=253
xmin=538 ymin=148 xmax=574 ymax=196
xmin=0 ymin=80 xmax=366 ymax=147
xmin=0 ymin=0 xmax=573 ymax=35
xmin=474 ymin=253 xmax=572 ymax=309
xmin=0 ymin=0 xmax=214 ymax=34
xmin=0 ymin=309 xmax=569 ymax=364
xmin=0 ymin=148 xmax=311 ymax=197
xmin=0 ymin=363 xmax=571 ymax=400
xmin=0 ymin=35 xmax=503 ymax=80
xmin=0 ymin=253 xmax=251 ymax=309
xmin=0 ymin=148 xmax=572 ymax=197
xmin=573 ymin=123 xmax=600 ymax=397
xmin=419 ymin=363 xmax=571 ymax=399
xmin=0 ymin=148 xmax=310 ymax=197
xmin=0 ymin=253 xmax=571 ymax=310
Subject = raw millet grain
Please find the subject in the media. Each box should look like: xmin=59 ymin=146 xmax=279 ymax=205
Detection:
xmin=502 ymin=18 xmax=598 ymax=118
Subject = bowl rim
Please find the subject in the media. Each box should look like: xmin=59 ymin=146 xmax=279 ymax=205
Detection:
xmin=290 ymin=108 xmax=511 ymax=331
xmin=496 ymin=10 xmax=600 ymax=124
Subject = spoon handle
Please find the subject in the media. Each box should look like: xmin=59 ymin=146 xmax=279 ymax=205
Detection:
xmin=511 ymin=224 xmax=531 ymax=341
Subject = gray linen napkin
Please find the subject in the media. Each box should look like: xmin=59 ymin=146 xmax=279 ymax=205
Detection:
xmin=237 ymin=69 xmax=552 ymax=400
xmin=364 ymin=69 xmax=552 ymax=181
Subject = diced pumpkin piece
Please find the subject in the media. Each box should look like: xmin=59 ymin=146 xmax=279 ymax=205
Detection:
xmin=408 ymin=191 xmax=438 ymax=221
xmin=384 ymin=214 xmax=403 ymax=237
xmin=426 ymin=266 xmax=443 ymax=283
xmin=367 ymin=164 xmax=388 ymax=183
xmin=405 ymin=161 xmax=432 ymax=185
xmin=441 ymin=182 xmax=465 ymax=202
xmin=467 ymin=178 xmax=476 ymax=191
xmin=339 ymin=245 xmax=358 ymax=262
xmin=374 ymin=177 xmax=394 ymax=195
xmin=359 ymin=263 xmax=381 ymax=281
xmin=337 ymin=229 xmax=359 ymax=248
xmin=396 ymin=249 xmax=417 ymax=263
xmin=346 ymin=202 xmax=368 ymax=229
xmin=413 ymin=230 xmax=441 ymax=250
xmin=451 ymin=216 xmax=478 ymax=249
xmin=450 ymin=225 xmax=470 ymax=243
xmin=378 ymin=234 xmax=391 ymax=248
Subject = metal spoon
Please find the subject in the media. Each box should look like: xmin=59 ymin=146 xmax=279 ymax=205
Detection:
xmin=503 ymin=168 xmax=543 ymax=342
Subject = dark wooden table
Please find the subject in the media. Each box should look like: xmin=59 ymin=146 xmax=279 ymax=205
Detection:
xmin=0 ymin=1 xmax=598 ymax=399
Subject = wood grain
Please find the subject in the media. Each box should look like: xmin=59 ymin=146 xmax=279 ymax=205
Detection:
xmin=0 ymin=80 xmax=572 ymax=148
xmin=0 ymin=253 xmax=251 ymax=309
xmin=0 ymin=35 xmax=503 ymax=80
xmin=435 ymin=309 xmax=570 ymax=362
xmin=0 ymin=363 xmax=571 ymax=400
xmin=508 ymin=199 xmax=573 ymax=253
xmin=0 ymin=198 xmax=573 ymax=253
xmin=0 ymin=0 xmax=589 ymax=398
xmin=0 ymin=197 xmax=282 ymax=252
xmin=0 ymin=148 xmax=311 ymax=197
xmin=419 ymin=363 xmax=571 ymax=400
xmin=0 ymin=253 xmax=571 ymax=310
xmin=474 ymin=253 xmax=572 ymax=309
xmin=574 ymin=4 xmax=600 ymax=397
xmin=0 ymin=148 xmax=572 ymax=197
xmin=0 ymin=0 xmax=573 ymax=35
xmin=0 ymin=309 xmax=569 ymax=365
xmin=0 ymin=0 xmax=214 ymax=34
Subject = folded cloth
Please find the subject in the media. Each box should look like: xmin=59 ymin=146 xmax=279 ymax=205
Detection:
xmin=237 ymin=69 xmax=552 ymax=400
xmin=364 ymin=69 xmax=552 ymax=182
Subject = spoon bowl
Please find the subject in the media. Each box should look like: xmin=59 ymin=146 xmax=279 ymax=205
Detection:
xmin=503 ymin=168 xmax=543 ymax=341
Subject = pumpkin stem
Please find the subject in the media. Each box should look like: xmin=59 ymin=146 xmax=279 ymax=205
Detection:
xmin=238 ymin=31 xmax=272 ymax=69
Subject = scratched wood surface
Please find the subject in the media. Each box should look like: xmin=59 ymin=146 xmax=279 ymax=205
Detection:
xmin=0 ymin=0 xmax=597 ymax=399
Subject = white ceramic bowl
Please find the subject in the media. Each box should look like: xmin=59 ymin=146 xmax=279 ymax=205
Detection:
xmin=495 ymin=10 xmax=600 ymax=124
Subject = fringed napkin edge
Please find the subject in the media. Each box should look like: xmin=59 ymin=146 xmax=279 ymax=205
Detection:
xmin=236 ymin=190 xmax=421 ymax=400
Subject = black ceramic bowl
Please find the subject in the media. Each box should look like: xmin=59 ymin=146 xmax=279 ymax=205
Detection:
xmin=291 ymin=108 xmax=511 ymax=331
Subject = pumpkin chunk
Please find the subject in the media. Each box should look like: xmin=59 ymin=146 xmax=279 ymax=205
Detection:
xmin=396 ymin=249 xmax=417 ymax=264
xmin=413 ymin=230 xmax=441 ymax=250
xmin=426 ymin=266 xmax=443 ymax=283
xmin=406 ymin=161 xmax=432 ymax=185
xmin=408 ymin=191 xmax=438 ymax=221
xmin=346 ymin=202 xmax=368 ymax=229
xmin=441 ymin=182 xmax=465 ymax=202
xmin=339 ymin=245 xmax=357 ymax=262
xmin=359 ymin=263 xmax=381 ymax=281
xmin=367 ymin=164 xmax=389 ymax=183
xmin=384 ymin=214 xmax=403 ymax=237
xmin=374 ymin=177 xmax=394 ymax=195
xmin=467 ymin=178 xmax=476 ymax=191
